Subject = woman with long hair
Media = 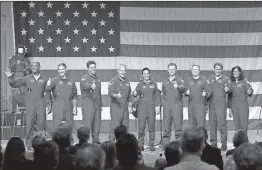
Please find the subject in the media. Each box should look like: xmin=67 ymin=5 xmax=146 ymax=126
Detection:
xmin=228 ymin=66 xmax=253 ymax=133
xmin=3 ymin=136 xmax=31 ymax=170
xmin=100 ymin=141 xmax=117 ymax=170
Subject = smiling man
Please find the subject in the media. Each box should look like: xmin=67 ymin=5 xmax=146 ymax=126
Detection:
xmin=46 ymin=63 xmax=77 ymax=132
xmin=80 ymin=61 xmax=102 ymax=144
xmin=108 ymin=64 xmax=133 ymax=141
xmin=5 ymin=61 xmax=52 ymax=150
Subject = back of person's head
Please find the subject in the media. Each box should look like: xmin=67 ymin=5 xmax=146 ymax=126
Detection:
xmin=100 ymin=141 xmax=116 ymax=169
xmin=154 ymin=154 xmax=166 ymax=168
xmin=232 ymin=129 xmax=249 ymax=147
xmin=114 ymin=125 xmax=128 ymax=141
xmin=224 ymin=155 xmax=237 ymax=170
xmin=181 ymin=127 xmax=205 ymax=154
xmin=165 ymin=141 xmax=181 ymax=166
xmin=77 ymin=126 xmax=90 ymax=143
xmin=32 ymin=134 xmax=47 ymax=150
xmin=233 ymin=143 xmax=262 ymax=170
xmin=198 ymin=126 xmax=208 ymax=142
xmin=52 ymin=127 xmax=71 ymax=151
xmin=75 ymin=144 xmax=105 ymax=170
xmin=255 ymin=141 xmax=262 ymax=148
xmin=116 ymin=133 xmax=139 ymax=167
xmin=3 ymin=136 xmax=26 ymax=169
xmin=33 ymin=140 xmax=59 ymax=170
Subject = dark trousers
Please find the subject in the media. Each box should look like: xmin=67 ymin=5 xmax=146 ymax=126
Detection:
xmin=188 ymin=102 xmax=206 ymax=128
xmin=231 ymin=98 xmax=249 ymax=133
xmin=82 ymin=98 xmax=101 ymax=143
xmin=162 ymin=102 xmax=183 ymax=146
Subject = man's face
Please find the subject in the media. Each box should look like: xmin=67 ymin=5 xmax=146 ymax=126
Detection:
xmin=118 ymin=65 xmax=126 ymax=78
xmin=214 ymin=65 xmax=223 ymax=77
xmin=233 ymin=68 xmax=240 ymax=78
xmin=168 ymin=65 xmax=177 ymax=76
xmin=88 ymin=63 xmax=96 ymax=75
xmin=31 ymin=62 xmax=40 ymax=74
xmin=192 ymin=66 xmax=200 ymax=76
xmin=142 ymin=69 xmax=150 ymax=81
xmin=17 ymin=48 xmax=24 ymax=55
xmin=58 ymin=65 xmax=67 ymax=77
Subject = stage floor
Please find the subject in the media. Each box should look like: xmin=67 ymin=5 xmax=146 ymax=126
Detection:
xmin=1 ymin=130 xmax=262 ymax=166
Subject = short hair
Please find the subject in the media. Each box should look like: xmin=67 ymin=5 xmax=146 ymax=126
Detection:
xmin=77 ymin=126 xmax=90 ymax=142
xmin=224 ymin=155 xmax=237 ymax=170
xmin=214 ymin=63 xmax=223 ymax=69
xmin=230 ymin=66 xmax=244 ymax=82
xmin=181 ymin=127 xmax=205 ymax=153
xmin=32 ymin=61 xmax=41 ymax=67
xmin=33 ymin=140 xmax=59 ymax=169
xmin=100 ymin=141 xmax=117 ymax=169
xmin=32 ymin=134 xmax=47 ymax=150
xmin=114 ymin=125 xmax=128 ymax=141
xmin=86 ymin=61 xmax=96 ymax=68
xmin=165 ymin=141 xmax=181 ymax=166
xmin=52 ymin=127 xmax=71 ymax=151
xmin=232 ymin=129 xmax=249 ymax=147
xmin=192 ymin=64 xmax=200 ymax=70
xmin=58 ymin=63 xmax=67 ymax=69
xmin=115 ymin=133 xmax=138 ymax=167
xmin=75 ymin=144 xmax=106 ymax=170
xmin=198 ymin=126 xmax=208 ymax=141
xmin=168 ymin=63 xmax=177 ymax=69
xmin=118 ymin=64 xmax=126 ymax=69
xmin=233 ymin=143 xmax=262 ymax=170
xmin=142 ymin=67 xmax=150 ymax=74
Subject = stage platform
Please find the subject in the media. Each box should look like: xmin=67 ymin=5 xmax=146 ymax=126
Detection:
xmin=1 ymin=130 xmax=262 ymax=166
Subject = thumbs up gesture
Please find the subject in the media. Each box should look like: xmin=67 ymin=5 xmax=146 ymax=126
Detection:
xmin=174 ymin=82 xmax=178 ymax=89
xmin=91 ymin=80 xmax=96 ymax=90
xmin=47 ymin=78 xmax=52 ymax=86
xmin=224 ymin=84 xmax=229 ymax=92
xmin=4 ymin=68 xmax=13 ymax=78
xmin=116 ymin=91 xmax=122 ymax=99
xmin=133 ymin=90 xmax=138 ymax=97
xmin=247 ymin=87 xmax=252 ymax=95
xmin=185 ymin=89 xmax=190 ymax=95
xmin=202 ymin=90 xmax=207 ymax=97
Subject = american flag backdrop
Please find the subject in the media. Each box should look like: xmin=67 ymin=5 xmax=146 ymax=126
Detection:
xmin=13 ymin=1 xmax=262 ymax=130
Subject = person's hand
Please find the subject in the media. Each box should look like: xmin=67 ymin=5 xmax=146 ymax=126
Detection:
xmin=202 ymin=91 xmax=207 ymax=97
xmin=46 ymin=78 xmax=52 ymax=86
xmin=133 ymin=90 xmax=138 ymax=97
xmin=247 ymin=87 xmax=252 ymax=95
xmin=155 ymin=106 xmax=160 ymax=115
xmin=116 ymin=91 xmax=121 ymax=99
xmin=224 ymin=84 xmax=229 ymax=92
xmin=185 ymin=89 xmax=190 ymax=95
xmin=91 ymin=81 xmax=96 ymax=90
xmin=174 ymin=82 xmax=178 ymax=89
xmin=128 ymin=106 xmax=132 ymax=114
xmin=228 ymin=109 xmax=233 ymax=118
xmin=4 ymin=68 xmax=13 ymax=78
xmin=46 ymin=103 xmax=52 ymax=114
xmin=73 ymin=106 xmax=77 ymax=116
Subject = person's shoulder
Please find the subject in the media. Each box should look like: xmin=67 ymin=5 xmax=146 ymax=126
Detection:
xmin=138 ymin=165 xmax=157 ymax=170
xmin=198 ymin=161 xmax=219 ymax=170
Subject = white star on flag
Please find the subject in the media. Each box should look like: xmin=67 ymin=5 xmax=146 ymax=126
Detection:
xmin=46 ymin=37 xmax=53 ymax=43
xmin=99 ymin=2 xmax=106 ymax=9
xmin=91 ymin=28 xmax=97 ymax=35
xmin=73 ymin=46 xmax=80 ymax=52
xmin=108 ymin=46 xmax=115 ymax=52
xmin=28 ymin=2 xmax=35 ymax=8
xmin=47 ymin=2 xmax=53 ymax=8
xmin=99 ymin=37 xmax=106 ymax=44
xmin=55 ymin=28 xmax=62 ymax=35
xmin=38 ymin=45 xmax=45 ymax=52
xmin=46 ymin=19 xmax=53 ymax=26
xmin=73 ymin=11 xmax=80 ymax=17
xmin=38 ymin=11 xmax=44 ymax=17
xmin=21 ymin=11 xmax=27 ymax=17
xmin=82 ymin=2 xmax=89 ymax=8
xmin=91 ymin=11 xmax=98 ymax=17
xmin=56 ymin=11 xmax=62 ymax=17
xmin=64 ymin=37 xmax=71 ymax=43
xmin=64 ymin=19 xmax=71 ymax=26
xmin=73 ymin=28 xmax=80 ymax=35
xmin=91 ymin=46 xmax=97 ymax=52
xmin=64 ymin=2 xmax=70 ymax=8
xmin=56 ymin=45 xmax=62 ymax=52
xmin=108 ymin=11 xmax=114 ymax=18
xmin=29 ymin=37 xmax=35 ymax=43
xmin=82 ymin=20 xmax=88 ymax=26
xmin=108 ymin=29 xmax=115 ymax=35
xmin=82 ymin=37 xmax=88 ymax=43
xmin=28 ymin=19 xmax=35 ymax=26
xmin=99 ymin=20 xmax=106 ymax=26
xmin=21 ymin=29 xmax=27 ymax=35
xmin=37 ymin=28 xmax=44 ymax=35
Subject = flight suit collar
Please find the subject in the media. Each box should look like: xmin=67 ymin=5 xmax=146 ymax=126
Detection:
xmin=142 ymin=79 xmax=152 ymax=85
xmin=168 ymin=75 xmax=176 ymax=82
xmin=117 ymin=75 xmax=126 ymax=82
xmin=213 ymin=74 xmax=223 ymax=81
xmin=29 ymin=73 xmax=43 ymax=79
xmin=87 ymin=72 xmax=96 ymax=78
